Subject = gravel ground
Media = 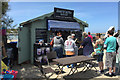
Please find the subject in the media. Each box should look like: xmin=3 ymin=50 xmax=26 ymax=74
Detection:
xmin=11 ymin=61 xmax=120 ymax=80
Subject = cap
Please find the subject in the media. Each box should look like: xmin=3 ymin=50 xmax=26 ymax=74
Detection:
xmin=71 ymin=34 xmax=75 ymax=37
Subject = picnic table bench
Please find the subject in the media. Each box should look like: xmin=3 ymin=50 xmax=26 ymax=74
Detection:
xmin=53 ymin=55 xmax=97 ymax=76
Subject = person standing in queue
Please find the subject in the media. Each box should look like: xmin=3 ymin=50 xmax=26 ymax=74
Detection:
xmin=113 ymin=32 xmax=119 ymax=54
xmin=52 ymin=32 xmax=64 ymax=58
xmin=79 ymin=32 xmax=94 ymax=57
xmin=71 ymin=34 xmax=78 ymax=55
xmin=95 ymin=33 xmax=104 ymax=73
xmin=105 ymin=26 xmax=115 ymax=39
xmin=64 ymin=36 xmax=76 ymax=68
xmin=104 ymin=30 xmax=117 ymax=77
xmin=71 ymin=34 xmax=78 ymax=42
xmin=88 ymin=32 xmax=93 ymax=42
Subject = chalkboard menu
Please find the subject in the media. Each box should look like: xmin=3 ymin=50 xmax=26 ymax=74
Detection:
xmin=54 ymin=7 xmax=74 ymax=19
xmin=35 ymin=28 xmax=47 ymax=43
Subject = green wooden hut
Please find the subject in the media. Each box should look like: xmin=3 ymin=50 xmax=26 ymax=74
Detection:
xmin=18 ymin=12 xmax=88 ymax=64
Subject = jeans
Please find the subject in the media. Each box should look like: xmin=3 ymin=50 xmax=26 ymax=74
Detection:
xmin=66 ymin=55 xmax=76 ymax=68
xmin=53 ymin=47 xmax=63 ymax=58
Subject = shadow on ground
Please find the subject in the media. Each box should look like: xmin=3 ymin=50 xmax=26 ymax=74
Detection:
xmin=63 ymin=70 xmax=101 ymax=80
xmin=11 ymin=63 xmax=45 ymax=79
xmin=11 ymin=62 xmax=120 ymax=80
xmin=63 ymin=69 xmax=120 ymax=80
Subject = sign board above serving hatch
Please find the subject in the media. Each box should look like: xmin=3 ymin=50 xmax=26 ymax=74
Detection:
xmin=54 ymin=7 xmax=74 ymax=19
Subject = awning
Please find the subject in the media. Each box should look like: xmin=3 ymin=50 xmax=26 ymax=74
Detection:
xmin=48 ymin=20 xmax=81 ymax=31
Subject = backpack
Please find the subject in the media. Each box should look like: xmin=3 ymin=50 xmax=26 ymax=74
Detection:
xmin=50 ymin=37 xmax=54 ymax=46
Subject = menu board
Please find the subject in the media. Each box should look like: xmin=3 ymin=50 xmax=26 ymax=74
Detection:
xmin=54 ymin=7 xmax=74 ymax=19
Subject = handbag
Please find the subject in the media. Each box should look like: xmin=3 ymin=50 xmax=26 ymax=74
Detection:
xmin=91 ymin=47 xmax=104 ymax=57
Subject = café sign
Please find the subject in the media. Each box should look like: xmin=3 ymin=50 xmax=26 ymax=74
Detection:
xmin=54 ymin=7 xmax=74 ymax=19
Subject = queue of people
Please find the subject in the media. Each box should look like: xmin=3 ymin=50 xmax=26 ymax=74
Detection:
xmin=50 ymin=27 xmax=119 ymax=77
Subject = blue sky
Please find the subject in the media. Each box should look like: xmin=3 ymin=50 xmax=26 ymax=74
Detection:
xmin=118 ymin=2 xmax=120 ymax=30
xmin=7 ymin=2 xmax=118 ymax=33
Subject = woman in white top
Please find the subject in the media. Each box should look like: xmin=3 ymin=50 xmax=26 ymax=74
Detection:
xmin=64 ymin=36 xmax=76 ymax=68
xmin=64 ymin=36 xmax=76 ymax=56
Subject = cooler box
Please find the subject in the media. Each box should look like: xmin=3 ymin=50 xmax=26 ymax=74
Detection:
xmin=10 ymin=70 xmax=18 ymax=79
xmin=3 ymin=74 xmax=14 ymax=80
xmin=2 ymin=70 xmax=18 ymax=80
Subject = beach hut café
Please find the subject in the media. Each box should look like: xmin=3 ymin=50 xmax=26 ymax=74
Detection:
xmin=18 ymin=8 xmax=88 ymax=64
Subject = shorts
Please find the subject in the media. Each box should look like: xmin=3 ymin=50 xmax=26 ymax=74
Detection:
xmin=97 ymin=53 xmax=103 ymax=62
xmin=66 ymin=51 xmax=75 ymax=55
xmin=106 ymin=52 xmax=116 ymax=68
